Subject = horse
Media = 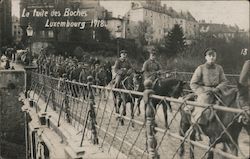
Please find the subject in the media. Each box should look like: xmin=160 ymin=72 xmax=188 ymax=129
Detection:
xmin=113 ymin=69 xmax=139 ymax=127
xmin=179 ymin=83 xmax=250 ymax=159
xmin=133 ymin=74 xmax=186 ymax=128
xmin=132 ymin=71 xmax=144 ymax=116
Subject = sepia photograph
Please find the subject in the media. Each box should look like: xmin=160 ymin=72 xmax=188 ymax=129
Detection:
xmin=0 ymin=0 xmax=249 ymax=158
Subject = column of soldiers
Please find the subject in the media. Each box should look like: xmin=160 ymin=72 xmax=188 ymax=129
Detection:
xmin=36 ymin=47 xmax=249 ymax=141
xmin=36 ymin=51 xmax=102 ymax=83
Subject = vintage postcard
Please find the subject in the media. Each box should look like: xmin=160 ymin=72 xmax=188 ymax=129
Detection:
xmin=0 ymin=0 xmax=249 ymax=159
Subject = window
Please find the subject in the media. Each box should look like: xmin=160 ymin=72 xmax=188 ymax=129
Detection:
xmin=48 ymin=30 xmax=54 ymax=38
xmin=40 ymin=31 xmax=45 ymax=38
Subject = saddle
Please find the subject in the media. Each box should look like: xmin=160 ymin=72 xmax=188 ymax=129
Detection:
xmin=183 ymin=88 xmax=238 ymax=125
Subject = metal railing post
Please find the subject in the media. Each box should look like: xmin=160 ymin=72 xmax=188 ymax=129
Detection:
xmin=49 ymin=77 xmax=56 ymax=111
xmin=87 ymin=76 xmax=99 ymax=145
xmin=23 ymin=109 xmax=30 ymax=159
xmin=143 ymin=79 xmax=159 ymax=159
xmin=64 ymin=79 xmax=71 ymax=123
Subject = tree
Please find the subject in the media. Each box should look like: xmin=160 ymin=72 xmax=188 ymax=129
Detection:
xmin=132 ymin=21 xmax=154 ymax=48
xmin=163 ymin=24 xmax=186 ymax=56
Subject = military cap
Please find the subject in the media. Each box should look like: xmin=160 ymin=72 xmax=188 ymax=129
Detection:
xmin=120 ymin=50 xmax=128 ymax=55
xmin=148 ymin=47 xmax=158 ymax=54
xmin=203 ymin=48 xmax=217 ymax=56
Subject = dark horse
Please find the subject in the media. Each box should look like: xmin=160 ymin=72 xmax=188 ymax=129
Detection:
xmin=133 ymin=75 xmax=186 ymax=128
xmin=179 ymin=83 xmax=250 ymax=159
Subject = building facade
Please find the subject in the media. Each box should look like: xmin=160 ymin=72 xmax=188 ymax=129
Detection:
xmin=0 ymin=0 xmax=12 ymax=46
xmin=104 ymin=11 xmax=126 ymax=39
xmin=125 ymin=1 xmax=199 ymax=43
xmin=12 ymin=16 xmax=23 ymax=43
xmin=199 ymin=20 xmax=241 ymax=42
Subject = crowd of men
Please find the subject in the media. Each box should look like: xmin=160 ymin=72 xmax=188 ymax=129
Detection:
xmin=36 ymin=48 xmax=112 ymax=85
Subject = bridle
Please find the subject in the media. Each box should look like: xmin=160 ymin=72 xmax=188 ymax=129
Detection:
xmin=121 ymin=75 xmax=134 ymax=90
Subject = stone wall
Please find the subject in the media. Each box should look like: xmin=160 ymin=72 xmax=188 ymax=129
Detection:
xmin=0 ymin=87 xmax=26 ymax=158
xmin=0 ymin=70 xmax=25 ymax=90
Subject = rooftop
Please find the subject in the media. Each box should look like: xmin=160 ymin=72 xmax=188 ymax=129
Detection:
xmin=199 ymin=22 xmax=239 ymax=33
xmin=130 ymin=1 xmax=197 ymax=22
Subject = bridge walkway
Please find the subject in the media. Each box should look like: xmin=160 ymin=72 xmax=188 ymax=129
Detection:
xmin=20 ymin=91 xmax=127 ymax=159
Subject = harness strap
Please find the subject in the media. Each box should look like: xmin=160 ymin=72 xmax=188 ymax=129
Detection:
xmin=213 ymin=92 xmax=227 ymax=106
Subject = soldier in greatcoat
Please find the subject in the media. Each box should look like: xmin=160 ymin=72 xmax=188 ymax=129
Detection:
xmin=190 ymin=48 xmax=230 ymax=140
xmin=239 ymin=60 xmax=250 ymax=87
xmin=239 ymin=59 xmax=250 ymax=106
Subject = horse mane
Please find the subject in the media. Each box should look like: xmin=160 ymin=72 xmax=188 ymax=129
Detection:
xmin=121 ymin=73 xmax=134 ymax=90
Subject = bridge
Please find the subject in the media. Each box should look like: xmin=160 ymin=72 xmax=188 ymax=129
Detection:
xmin=1 ymin=65 xmax=249 ymax=159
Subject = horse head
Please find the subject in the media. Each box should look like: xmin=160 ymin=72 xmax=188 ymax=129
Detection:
xmin=120 ymin=69 xmax=136 ymax=90
xmin=132 ymin=70 xmax=144 ymax=91
xmin=170 ymin=80 xmax=187 ymax=98
xmin=154 ymin=78 xmax=186 ymax=98
xmin=207 ymin=84 xmax=250 ymax=137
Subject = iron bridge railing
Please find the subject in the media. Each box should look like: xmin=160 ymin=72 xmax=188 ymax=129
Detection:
xmin=27 ymin=72 xmax=249 ymax=159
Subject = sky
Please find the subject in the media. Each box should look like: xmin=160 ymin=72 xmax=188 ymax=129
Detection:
xmin=12 ymin=0 xmax=250 ymax=30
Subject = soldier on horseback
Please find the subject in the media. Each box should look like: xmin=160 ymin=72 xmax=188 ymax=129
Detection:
xmin=239 ymin=50 xmax=250 ymax=121
xmin=113 ymin=50 xmax=132 ymax=88
xmin=142 ymin=47 xmax=161 ymax=82
xmin=239 ymin=61 xmax=249 ymax=86
xmin=190 ymin=48 xmax=230 ymax=140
